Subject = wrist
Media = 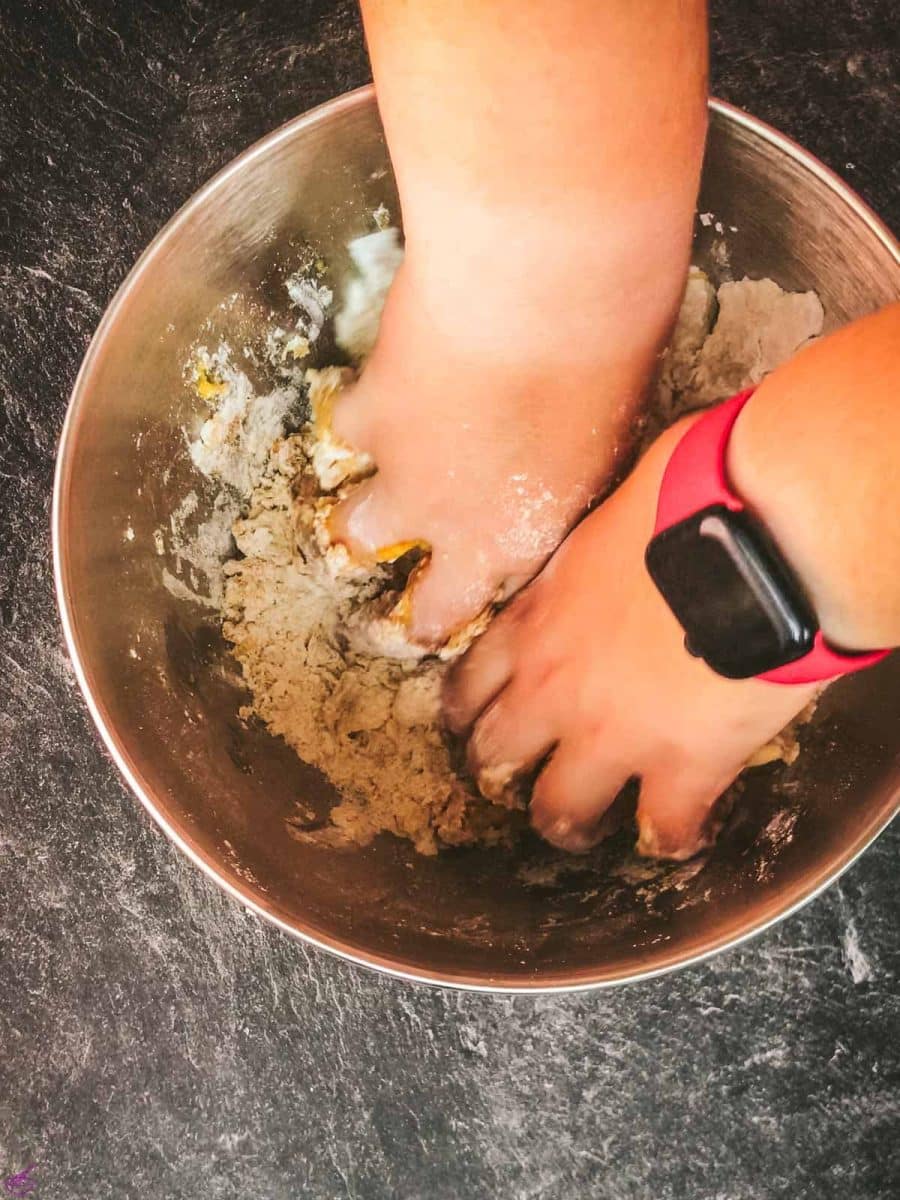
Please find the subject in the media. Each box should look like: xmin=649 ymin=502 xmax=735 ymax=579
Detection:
xmin=646 ymin=392 xmax=891 ymax=684
xmin=727 ymin=392 xmax=889 ymax=653
xmin=399 ymin=198 xmax=693 ymax=366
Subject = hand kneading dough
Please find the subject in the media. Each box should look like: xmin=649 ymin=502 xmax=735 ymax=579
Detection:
xmin=187 ymin=243 xmax=825 ymax=855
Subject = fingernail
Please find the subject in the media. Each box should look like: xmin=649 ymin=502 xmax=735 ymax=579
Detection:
xmin=635 ymin=820 xmax=661 ymax=858
xmin=547 ymin=817 xmax=573 ymax=840
xmin=537 ymin=816 xmax=596 ymax=854
xmin=636 ymin=819 xmax=703 ymax=862
xmin=476 ymin=762 xmax=518 ymax=802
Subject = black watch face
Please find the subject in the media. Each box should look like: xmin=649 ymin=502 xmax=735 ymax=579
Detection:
xmin=645 ymin=505 xmax=818 ymax=679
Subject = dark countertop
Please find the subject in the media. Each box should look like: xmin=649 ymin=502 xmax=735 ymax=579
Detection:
xmin=1 ymin=2 xmax=898 ymax=1197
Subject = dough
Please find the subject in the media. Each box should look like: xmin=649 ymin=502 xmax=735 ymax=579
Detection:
xmin=180 ymin=242 xmax=825 ymax=855
xmin=221 ymin=375 xmax=524 ymax=856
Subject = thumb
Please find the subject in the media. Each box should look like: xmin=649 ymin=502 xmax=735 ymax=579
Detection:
xmin=330 ymin=377 xmax=376 ymax=458
xmin=404 ymin=547 xmax=498 ymax=649
xmin=328 ymin=477 xmax=413 ymax=562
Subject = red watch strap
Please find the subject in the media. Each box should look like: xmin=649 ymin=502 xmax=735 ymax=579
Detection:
xmin=759 ymin=635 xmax=889 ymax=685
xmin=653 ymin=388 xmax=752 ymax=534
xmin=653 ymin=387 xmax=891 ymax=685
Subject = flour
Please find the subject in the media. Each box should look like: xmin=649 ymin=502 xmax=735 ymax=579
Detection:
xmin=160 ymin=266 xmax=331 ymax=609
xmin=688 ymin=277 xmax=823 ymax=401
xmin=653 ymin=270 xmax=823 ymax=431
xmin=169 ymin=242 xmax=825 ymax=856
xmin=656 ymin=267 xmax=717 ymax=404
xmin=334 ymin=226 xmax=405 ymax=360
xmin=285 ymin=274 xmax=333 ymax=345
xmin=187 ymin=344 xmax=301 ymax=496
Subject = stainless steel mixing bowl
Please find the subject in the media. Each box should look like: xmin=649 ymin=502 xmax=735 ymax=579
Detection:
xmin=54 ymin=87 xmax=900 ymax=991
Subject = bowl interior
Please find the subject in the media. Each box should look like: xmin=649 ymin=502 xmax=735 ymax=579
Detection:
xmin=56 ymin=92 xmax=900 ymax=988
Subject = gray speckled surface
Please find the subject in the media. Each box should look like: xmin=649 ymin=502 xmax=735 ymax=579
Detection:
xmin=1 ymin=2 xmax=899 ymax=1197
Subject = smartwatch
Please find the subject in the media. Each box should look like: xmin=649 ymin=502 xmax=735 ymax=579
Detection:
xmin=644 ymin=388 xmax=891 ymax=684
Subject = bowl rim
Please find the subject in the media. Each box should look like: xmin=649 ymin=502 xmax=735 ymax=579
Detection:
xmin=53 ymin=85 xmax=900 ymax=993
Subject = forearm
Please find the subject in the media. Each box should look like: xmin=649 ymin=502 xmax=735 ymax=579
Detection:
xmin=361 ymin=0 xmax=708 ymax=324
xmin=728 ymin=303 xmax=900 ymax=651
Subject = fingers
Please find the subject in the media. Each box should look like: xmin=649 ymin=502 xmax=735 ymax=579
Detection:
xmin=328 ymin=477 xmax=410 ymax=560
xmin=636 ymin=762 xmax=737 ymax=861
xmin=442 ymin=606 xmax=521 ymax=733
xmin=330 ymin=382 xmax=376 ymax=458
xmin=330 ymin=478 xmax=502 ymax=650
xmin=405 ymin=548 xmax=499 ymax=648
xmin=530 ymin=740 xmax=633 ymax=853
xmin=465 ymin=681 xmax=557 ymax=798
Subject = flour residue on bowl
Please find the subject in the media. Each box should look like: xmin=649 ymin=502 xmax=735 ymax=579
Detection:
xmin=160 ymin=230 xmax=824 ymax=857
